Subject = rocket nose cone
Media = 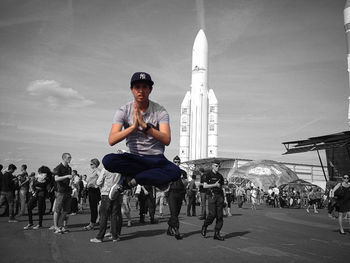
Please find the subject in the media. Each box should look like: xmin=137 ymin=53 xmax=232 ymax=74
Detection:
xmin=193 ymin=29 xmax=208 ymax=50
xmin=346 ymin=0 xmax=350 ymax=9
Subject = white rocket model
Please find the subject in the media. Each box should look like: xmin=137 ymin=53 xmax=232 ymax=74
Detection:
xmin=179 ymin=29 xmax=218 ymax=161
xmin=345 ymin=0 xmax=350 ymax=129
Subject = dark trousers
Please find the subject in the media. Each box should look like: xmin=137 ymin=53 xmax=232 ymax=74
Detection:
xmin=139 ymin=192 xmax=155 ymax=219
xmin=48 ymin=191 xmax=55 ymax=213
xmin=0 ymin=191 xmax=15 ymax=219
xmin=168 ymin=191 xmax=184 ymax=228
xmin=200 ymin=192 xmax=207 ymax=217
xmin=102 ymin=153 xmax=181 ymax=187
xmin=28 ymin=194 xmax=46 ymax=226
xmin=187 ymin=194 xmax=196 ymax=216
xmin=96 ymin=195 xmax=122 ymax=240
xmin=88 ymin=188 xmax=101 ymax=224
xmin=203 ymin=194 xmax=224 ymax=231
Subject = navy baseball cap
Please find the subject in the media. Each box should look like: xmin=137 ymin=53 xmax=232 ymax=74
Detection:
xmin=130 ymin=72 xmax=154 ymax=87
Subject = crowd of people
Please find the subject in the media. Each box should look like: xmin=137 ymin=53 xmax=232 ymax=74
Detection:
xmin=1 ymin=158 xmax=350 ymax=241
xmin=0 ymin=154 xmax=228 ymax=242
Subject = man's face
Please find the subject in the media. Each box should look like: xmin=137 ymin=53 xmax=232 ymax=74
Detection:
xmin=131 ymin=82 xmax=152 ymax=103
xmin=212 ymin=163 xmax=220 ymax=173
xmin=63 ymin=154 xmax=72 ymax=164
xmin=173 ymin=159 xmax=180 ymax=167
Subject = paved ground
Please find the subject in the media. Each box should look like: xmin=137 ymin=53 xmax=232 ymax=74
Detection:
xmin=0 ymin=202 xmax=349 ymax=263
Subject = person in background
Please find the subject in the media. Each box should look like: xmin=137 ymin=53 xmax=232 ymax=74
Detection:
xmin=138 ymin=185 xmax=156 ymax=224
xmin=121 ymin=189 xmax=132 ymax=227
xmin=155 ymin=187 xmax=166 ymax=218
xmin=272 ymin=185 xmax=280 ymax=208
xmin=0 ymin=164 xmax=18 ymax=222
xmin=84 ymin=159 xmax=101 ymax=231
xmin=186 ymin=174 xmax=197 ymax=217
xmin=81 ymin=174 xmax=88 ymax=210
xmin=223 ymin=179 xmax=232 ymax=216
xmin=167 ymin=156 xmax=187 ymax=240
xmin=77 ymin=175 xmax=84 ymax=211
xmin=52 ymin=153 xmax=73 ymax=234
xmin=90 ymin=168 xmax=122 ymax=243
xmin=235 ymin=184 xmax=245 ymax=209
xmin=17 ymin=164 xmax=29 ymax=216
xmin=201 ymin=161 xmax=225 ymax=241
xmin=332 ymin=174 xmax=350 ymax=235
xmin=251 ymin=187 xmax=257 ymax=210
xmin=24 ymin=166 xmax=51 ymax=229
xmin=198 ymin=168 xmax=207 ymax=220
xmin=306 ymin=187 xmax=319 ymax=214
xmin=70 ymin=183 xmax=79 ymax=215
xmin=47 ymin=171 xmax=56 ymax=215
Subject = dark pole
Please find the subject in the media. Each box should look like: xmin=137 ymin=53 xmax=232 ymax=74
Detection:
xmin=316 ymin=148 xmax=328 ymax=182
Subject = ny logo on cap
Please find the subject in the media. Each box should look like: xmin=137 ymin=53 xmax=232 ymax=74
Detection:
xmin=140 ymin=73 xmax=146 ymax=79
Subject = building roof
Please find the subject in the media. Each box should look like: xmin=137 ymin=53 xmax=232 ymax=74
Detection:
xmin=282 ymin=131 xmax=350 ymax=155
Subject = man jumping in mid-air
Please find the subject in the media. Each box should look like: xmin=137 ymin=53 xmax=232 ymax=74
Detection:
xmin=103 ymin=72 xmax=181 ymax=199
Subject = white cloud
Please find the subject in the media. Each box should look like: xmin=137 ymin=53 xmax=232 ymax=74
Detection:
xmin=27 ymin=80 xmax=95 ymax=108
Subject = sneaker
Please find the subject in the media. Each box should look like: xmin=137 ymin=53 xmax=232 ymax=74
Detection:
xmin=33 ymin=225 xmax=42 ymax=230
xmin=314 ymin=210 xmax=319 ymax=214
xmin=109 ymin=183 xmax=122 ymax=200
xmin=104 ymin=232 xmax=112 ymax=238
xmin=8 ymin=219 xmax=18 ymax=223
xmin=54 ymin=228 xmax=63 ymax=234
xmin=83 ymin=224 xmax=94 ymax=231
xmin=23 ymin=224 xmax=33 ymax=230
xmin=49 ymin=225 xmax=56 ymax=230
xmin=61 ymin=227 xmax=69 ymax=233
xmin=90 ymin=238 xmax=102 ymax=243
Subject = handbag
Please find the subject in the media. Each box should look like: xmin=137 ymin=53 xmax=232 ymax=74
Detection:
xmin=334 ymin=185 xmax=345 ymax=199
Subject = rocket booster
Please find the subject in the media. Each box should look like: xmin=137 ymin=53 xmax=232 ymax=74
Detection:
xmin=344 ymin=0 xmax=350 ymax=128
xmin=179 ymin=29 xmax=218 ymax=161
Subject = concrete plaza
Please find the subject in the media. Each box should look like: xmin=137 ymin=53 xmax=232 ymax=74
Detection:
xmin=0 ymin=202 xmax=349 ymax=263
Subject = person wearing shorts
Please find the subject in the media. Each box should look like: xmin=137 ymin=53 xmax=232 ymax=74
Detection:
xmin=52 ymin=153 xmax=73 ymax=234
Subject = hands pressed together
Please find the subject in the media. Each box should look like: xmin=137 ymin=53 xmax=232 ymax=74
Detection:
xmin=132 ymin=103 xmax=147 ymax=130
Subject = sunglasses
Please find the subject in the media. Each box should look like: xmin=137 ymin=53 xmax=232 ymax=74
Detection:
xmin=343 ymin=177 xmax=349 ymax=180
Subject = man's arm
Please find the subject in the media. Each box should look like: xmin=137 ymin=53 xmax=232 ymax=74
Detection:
xmin=96 ymin=169 xmax=105 ymax=187
xmin=55 ymin=174 xmax=72 ymax=182
xmin=203 ymin=180 xmax=221 ymax=189
xmin=144 ymin=123 xmax=171 ymax=146
xmin=108 ymin=123 xmax=138 ymax=146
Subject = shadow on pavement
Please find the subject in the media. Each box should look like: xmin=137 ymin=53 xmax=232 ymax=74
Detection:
xmin=120 ymin=229 xmax=166 ymax=241
xmin=224 ymin=231 xmax=250 ymax=239
xmin=182 ymin=229 xmax=202 ymax=238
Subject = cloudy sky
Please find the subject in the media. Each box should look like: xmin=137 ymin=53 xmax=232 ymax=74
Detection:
xmin=0 ymin=0 xmax=348 ymax=175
